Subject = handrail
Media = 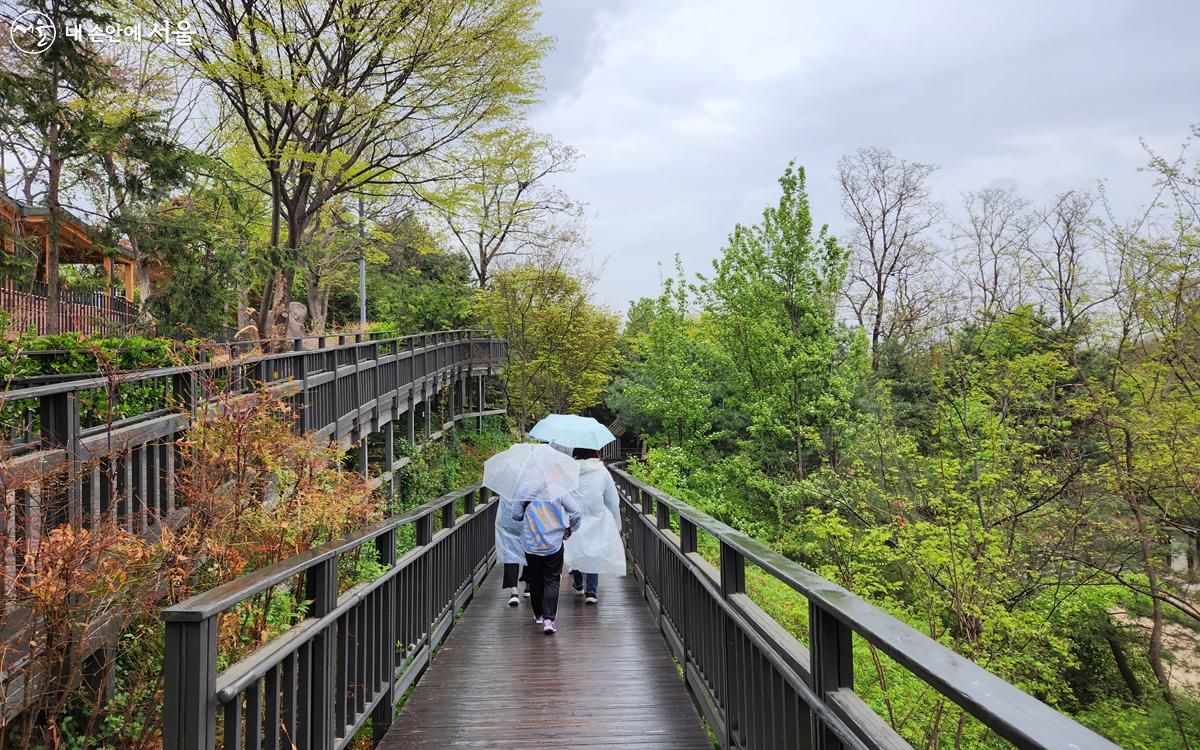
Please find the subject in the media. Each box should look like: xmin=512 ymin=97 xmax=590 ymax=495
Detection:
xmin=0 ymin=329 xmax=506 ymax=538
xmin=608 ymin=462 xmax=1122 ymax=750
xmin=165 ymin=484 xmax=481 ymax=622
xmin=0 ymin=329 xmax=498 ymax=400
xmin=163 ymin=483 xmax=498 ymax=750
xmin=2 ymin=328 xmax=495 ymax=371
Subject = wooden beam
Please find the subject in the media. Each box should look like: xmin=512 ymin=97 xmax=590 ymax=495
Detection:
xmin=123 ymin=260 xmax=135 ymax=301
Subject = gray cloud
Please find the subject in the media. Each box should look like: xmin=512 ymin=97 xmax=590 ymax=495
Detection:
xmin=529 ymin=0 xmax=1200 ymax=313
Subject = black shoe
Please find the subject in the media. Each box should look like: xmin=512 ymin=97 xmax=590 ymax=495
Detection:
xmin=585 ymin=593 xmax=598 ymax=605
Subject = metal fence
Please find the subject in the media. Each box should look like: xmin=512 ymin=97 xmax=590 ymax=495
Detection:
xmin=163 ymin=484 xmax=497 ymax=750
xmin=0 ymin=330 xmax=506 ymax=544
xmin=1 ymin=275 xmax=140 ymax=335
xmin=608 ymin=463 xmax=1122 ymax=750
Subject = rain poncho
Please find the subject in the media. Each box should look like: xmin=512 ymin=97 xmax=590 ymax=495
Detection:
xmin=564 ymin=459 xmax=625 ymax=578
xmin=494 ymin=497 xmax=527 ymax=566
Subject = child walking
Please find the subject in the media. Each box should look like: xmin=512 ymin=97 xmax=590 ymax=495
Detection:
xmin=512 ymin=493 xmax=582 ymax=634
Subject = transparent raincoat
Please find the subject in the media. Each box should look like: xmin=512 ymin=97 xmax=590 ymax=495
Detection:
xmin=563 ymin=459 xmax=625 ymax=578
xmin=494 ymin=497 xmax=527 ymax=566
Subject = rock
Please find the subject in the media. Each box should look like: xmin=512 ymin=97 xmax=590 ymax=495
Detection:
xmin=285 ymin=302 xmax=308 ymax=341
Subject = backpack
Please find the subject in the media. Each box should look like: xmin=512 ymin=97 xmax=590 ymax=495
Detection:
xmin=520 ymin=499 xmax=571 ymax=554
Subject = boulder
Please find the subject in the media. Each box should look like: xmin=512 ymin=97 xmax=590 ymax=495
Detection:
xmin=285 ymin=302 xmax=308 ymax=341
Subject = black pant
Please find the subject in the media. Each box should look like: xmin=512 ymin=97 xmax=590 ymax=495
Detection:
xmin=501 ymin=563 xmax=528 ymax=589
xmin=525 ymin=547 xmax=564 ymax=620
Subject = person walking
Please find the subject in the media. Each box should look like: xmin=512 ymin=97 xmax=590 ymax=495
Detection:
xmin=564 ymin=448 xmax=624 ymax=604
xmin=512 ymin=493 xmax=582 ymax=634
xmin=494 ymin=496 xmax=527 ymax=606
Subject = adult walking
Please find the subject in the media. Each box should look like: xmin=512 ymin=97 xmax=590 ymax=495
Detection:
xmin=564 ymin=447 xmax=624 ymax=603
xmin=494 ymin=495 xmax=527 ymax=606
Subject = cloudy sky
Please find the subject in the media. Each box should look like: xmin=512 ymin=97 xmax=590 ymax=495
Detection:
xmin=528 ymin=0 xmax=1200 ymax=312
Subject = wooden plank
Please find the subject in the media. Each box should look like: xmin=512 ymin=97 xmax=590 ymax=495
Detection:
xmin=379 ymin=568 xmax=711 ymax=749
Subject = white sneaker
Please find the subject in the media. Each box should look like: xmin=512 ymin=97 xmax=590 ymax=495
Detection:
xmin=542 ymin=618 xmax=557 ymax=634
xmin=534 ymin=615 xmax=544 ymax=625
xmin=585 ymin=594 xmax=598 ymax=605
xmin=508 ymin=592 xmax=520 ymax=607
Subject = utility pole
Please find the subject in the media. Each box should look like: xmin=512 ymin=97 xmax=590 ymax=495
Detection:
xmin=358 ymin=195 xmax=367 ymax=328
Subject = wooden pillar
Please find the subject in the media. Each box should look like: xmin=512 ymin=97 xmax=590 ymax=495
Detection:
xmin=123 ymin=260 xmax=135 ymax=301
xmin=103 ymin=256 xmax=113 ymax=294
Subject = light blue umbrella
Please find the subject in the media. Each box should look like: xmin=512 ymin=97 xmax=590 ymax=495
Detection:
xmin=528 ymin=414 xmax=616 ymax=450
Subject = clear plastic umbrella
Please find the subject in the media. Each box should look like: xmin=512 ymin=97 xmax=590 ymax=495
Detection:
xmin=528 ymin=414 xmax=616 ymax=450
xmin=483 ymin=443 xmax=581 ymax=502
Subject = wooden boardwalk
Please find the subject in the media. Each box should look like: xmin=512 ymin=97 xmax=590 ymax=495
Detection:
xmin=380 ymin=567 xmax=713 ymax=749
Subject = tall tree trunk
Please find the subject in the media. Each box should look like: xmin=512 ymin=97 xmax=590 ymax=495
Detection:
xmin=1103 ymin=618 xmax=1143 ymax=700
xmin=44 ymin=65 xmax=62 ymax=335
xmin=306 ymin=270 xmax=327 ymax=334
xmin=870 ymin=285 xmax=885 ymax=370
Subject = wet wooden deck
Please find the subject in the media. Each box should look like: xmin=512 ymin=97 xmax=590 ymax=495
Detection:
xmin=380 ymin=566 xmax=713 ymax=749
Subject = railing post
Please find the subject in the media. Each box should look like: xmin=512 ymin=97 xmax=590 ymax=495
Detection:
xmin=679 ymin=517 xmax=697 ymax=554
xmin=383 ymin=421 xmax=395 ymax=511
xmin=476 ymin=373 xmax=484 ymax=433
xmin=655 ymin=498 xmax=671 ymax=531
xmin=719 ymin=541 xmax=745 ymax=748
xmin=305 ymin=557 xmax=338 ymax=750
xmin=357 ymin=434 xmax=369 ymax=477
xmin=163 ymin=615 xmax=218 ymax=750
xmin=39 ymin=390 xmax=81 ymax=527
xmin=407 ymin=392 xmax=416 ymax=445
xmin=297 ymin=348 xmax=311 ymax=433
xmin=372 ymin=526 xmax=398 ymax=741
xmin=416 ymin=510 xmax=434 ymax=637
xmin=810 ymin=602 xmax=853 ymax=750
xmin=172 ymin=368 xmax=199 ymax=414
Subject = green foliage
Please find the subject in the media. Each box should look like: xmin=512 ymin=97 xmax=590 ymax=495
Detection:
xmin=475 ymin=265 xmax=619 ymax=430
xmin=614 ymin=157 xmax=1200 ymax=749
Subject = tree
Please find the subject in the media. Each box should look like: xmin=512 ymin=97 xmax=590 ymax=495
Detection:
xmin=143 ymin=184 xmax=250 ymax=337
xmin=423 ymin=127 xmax=581 ymax=287
xmin=838 ymin=147 xmax=942 ymax=367
xmin=164 ymin=0 xmax=548 ymax=339
xmin=475 ymin=257 xmax=618 ymax=431
xmin=1034 ymin=191 xmax=1099 ymax=333
xmin=80 ymin=38 xmax=205 ymax=308
xmin=610 ymin=275 xmax=721 ymax=451
xmin=953 ymin=186 xmax=1036 ymax=320
xmin=703 ymin=163 xmax=863 ymax=478
xmin=0 ymin=0 xmax=119 ymax=333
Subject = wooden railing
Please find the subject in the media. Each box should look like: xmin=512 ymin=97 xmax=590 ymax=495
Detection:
xmin=163 ymin=484 xmax=497 ymax=750
xmin=609 ymin=463 xmax=1123 ymax=750
xmin=1 ymin=275 xmax=140 ymax=335
xmin=0 ymin=330 xmax=505 ymax=538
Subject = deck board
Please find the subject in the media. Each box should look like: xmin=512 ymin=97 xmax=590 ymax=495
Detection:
xmin=379 ymin=566 xmax=713 ymax=749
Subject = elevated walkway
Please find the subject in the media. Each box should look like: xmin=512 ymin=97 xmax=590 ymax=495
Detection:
xmin=381 ymin=567 xmax=712 ymax=749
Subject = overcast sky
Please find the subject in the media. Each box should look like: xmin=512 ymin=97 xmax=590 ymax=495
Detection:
xmin=528 ymin=0 xmax=1200 ymax=313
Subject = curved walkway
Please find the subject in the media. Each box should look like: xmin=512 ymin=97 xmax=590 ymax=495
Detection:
xmin=380 ymin=567 xmax=713 ymax=749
